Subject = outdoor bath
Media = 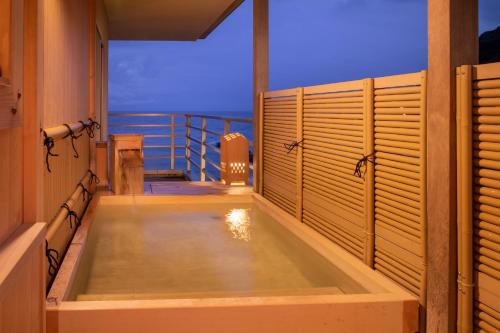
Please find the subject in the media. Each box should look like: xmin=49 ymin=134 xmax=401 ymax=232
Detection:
xmin=46 ymin=194 xmax=418 ymax=333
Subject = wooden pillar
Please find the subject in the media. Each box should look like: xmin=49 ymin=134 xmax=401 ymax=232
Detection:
xmin=426 ymin=0 xmax=478 ymax=331
xmin=88 ymin=0 xmax=97 ymax=171
xmin=23 ymin=0 xmax=44 ymax=222
xmin=253 ymin=0 xmax=268 ymax=192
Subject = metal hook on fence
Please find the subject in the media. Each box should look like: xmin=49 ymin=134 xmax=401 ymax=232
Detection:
xmin=77 ymin=182 xmax=93 ymax=202
xmin=354 ymin=152 xmax=374 ymax=178
xmin=45 ymin=240 xmax=60 ymax=278
xmin=43 ymin=131 xmax=59 ymax=173
xmin=60 ymin=203 xmax=81 ymax=228
xmin=88 ymin=169 xmax=100 ymax=185
xmin=63 ymin=124 xmax=82 ymax=158
xmin=283 ymin=139 xmax=303 ymax=154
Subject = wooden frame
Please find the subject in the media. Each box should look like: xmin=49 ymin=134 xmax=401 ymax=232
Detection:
xmin=47 ymin=193 xmax=418 ymax=333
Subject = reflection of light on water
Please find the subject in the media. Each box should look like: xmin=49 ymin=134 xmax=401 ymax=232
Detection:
xmin=225 ymin=209 xmax=251 ymax=241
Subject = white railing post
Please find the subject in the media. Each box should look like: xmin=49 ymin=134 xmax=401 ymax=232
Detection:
xmin=201 ymin=117 xmax=207 ymax=181
xmin=170 ymin=114 xmax=175 ymax=170
xmin=185 ymin=115 xmax=191 ymax=177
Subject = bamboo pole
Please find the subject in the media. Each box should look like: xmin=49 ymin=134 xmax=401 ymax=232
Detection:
xmin=46 ymin=170 xmax=92 ymax=242
xmin=419 ymin=70 xmax=428 ymax=322
xmin=43 ymin=119 xmax=92 ymax=141
xmin=296 ymin=88 xmax=303 ymax=221
xmin=364 ymin=78 xmax=375 ymax=267
xmin=457 ymin=65 xmax=474 ymax=333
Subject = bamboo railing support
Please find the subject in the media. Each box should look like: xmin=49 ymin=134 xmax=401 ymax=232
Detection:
xmin=296 ymin=88 xmax=304 ymax=221
xmin=363 ymin=78 xmax=375 ymax=267
xmin=456 ymin=65 xmax=473 ymax=333
xmin=200 ymin=117 xmax=207 ymax=182
xmin=46 ymin=170 xmax=92 ymax=243
xmin=258 ymin=93 xmax=264 ymax=194
xmin=419 ymin=70 xmax=429 ymax=318
xmin=43 ymin=119 xmax=92 ymax=141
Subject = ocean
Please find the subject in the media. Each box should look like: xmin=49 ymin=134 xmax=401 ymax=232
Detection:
xmin=108 ymin=111 xmax=254 ymax=181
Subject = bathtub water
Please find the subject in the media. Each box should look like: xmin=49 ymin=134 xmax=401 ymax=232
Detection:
xmin=69 ymin=200 xmax=365 ymax=301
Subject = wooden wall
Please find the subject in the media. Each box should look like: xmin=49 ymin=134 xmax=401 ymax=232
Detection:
xmin=41 ymin=0 xmax=92 ymax=222
xmin=0 ymin=0 xmax=25 ymax=245
xmin=41 ymin=0 xmax=89 ymax=128
xmin=0 ymin=224 xmax=46 ymax=333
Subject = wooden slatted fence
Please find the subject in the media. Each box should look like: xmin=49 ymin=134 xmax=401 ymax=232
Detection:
xmin=457 ymin=62 xmax=500 ymax=333
xmin=259 ymin=70 xmax=427 ymax=308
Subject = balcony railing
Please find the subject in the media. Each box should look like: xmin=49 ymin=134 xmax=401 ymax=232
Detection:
xmin=108 ymin=113 xmax=253 ymax=182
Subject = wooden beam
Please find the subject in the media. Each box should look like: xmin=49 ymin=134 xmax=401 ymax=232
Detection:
xmin=426 ymin=0 xmax=478 ymax=332
xmin=23 ymin=0 xmax=44 ymax=222
xmin=253 ymin=0 xmax=268 ymax=193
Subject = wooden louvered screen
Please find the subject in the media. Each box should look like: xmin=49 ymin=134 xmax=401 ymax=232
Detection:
xmin=259 ymin=89 xmax=298 ymax=217
xmin=457 ymin=62 xmax=500 ymax=333
xmin=258 ymin=71 xmax=428 ymax=308
xmin=301 ymin=80 xmax=373 ymax=262
xmin=372 ymin=72 xmax=427 ymax=303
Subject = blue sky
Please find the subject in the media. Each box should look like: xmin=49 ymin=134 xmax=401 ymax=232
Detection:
xmin=109 ymin=0 xmax=500 ymax=114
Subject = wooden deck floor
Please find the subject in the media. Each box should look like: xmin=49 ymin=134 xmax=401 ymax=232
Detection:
xmin=144 ymin=181 xmax=253 ymax=196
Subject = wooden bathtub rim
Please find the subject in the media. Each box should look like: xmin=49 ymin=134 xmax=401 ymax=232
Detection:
xmin=47 ymin=192 xmax=418 ymax=306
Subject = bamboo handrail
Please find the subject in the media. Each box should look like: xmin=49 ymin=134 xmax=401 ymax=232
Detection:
xmin=43 ymin=119 xmax=93 ymax=141
xmin=46 ymin=170 xmax=92 ymax=242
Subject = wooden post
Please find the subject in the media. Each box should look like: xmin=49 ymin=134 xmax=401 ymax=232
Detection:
xmin=363 ymin=78 xmax=374 ymax=267
xmin=253 ymin=0 xmax=268 ymax=192
xmin=224 ymin=119 xmax=231 ymax=135
xmin=170 ymin=113 xmax=175 ymax=170
xmin=185 ymin=115 xmax=191 ymax=177
xmin=258 ymin=92 xmax=264 ymax=194
xmin=427 ymin=0 xmax=478 ymax=331
xmin=23 ymin=0 xmax=44 ymax=222
xmin=201 ymin=117 xmax=207 ymax=181
xmin=296 ymin=88 xmax=303 ymax=221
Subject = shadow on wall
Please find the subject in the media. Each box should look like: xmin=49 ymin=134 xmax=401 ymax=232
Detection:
xmin=480 ymin=26 xmax=500 ymax=64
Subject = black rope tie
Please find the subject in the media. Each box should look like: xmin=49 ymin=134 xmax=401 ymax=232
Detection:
xmin=60 ymin=203 xmax=81 ymax=229
xmin=86 ymin=118 xmax=101 ymax=138
xmin=89 ymin=169 xmax=100 ymax=185
xmin=77 ymin=182 xmax=93 ymax=202
xmin=43 ymin=131 xmax=59 ymax=173
xmin=283 ymin=139 xmax=303 ymax=154
xmin=354 ymin=153 xmax=375 ymax=178
xmin=63 ymin=124 xmax=82 ymax=158
xmin=45 ymin=240 xmax=60 ymax=278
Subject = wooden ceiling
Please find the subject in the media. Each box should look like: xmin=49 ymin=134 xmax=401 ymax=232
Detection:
xmin=104 ymin=0 xmax=244 ymax=41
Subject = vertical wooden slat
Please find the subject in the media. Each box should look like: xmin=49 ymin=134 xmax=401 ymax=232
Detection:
xmin=456 ymin=64 xmax=474 ymax=333
xmin=258 ymin=92 xmax=264 ymax=194
xmin=170 ymin=114 xmax=175 ymax=170
xmin=364 ymin=78 xmax=375 ymax=267
xmin=419 ymin=70 xmax=429 ymax=326
xmin=224 ymin=119 xmax=231 ymax=135
xmin=296 ymin=87 xmax=303 ymax=221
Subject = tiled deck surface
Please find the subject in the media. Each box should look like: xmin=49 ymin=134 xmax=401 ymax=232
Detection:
xmin=144 ymin=181 xmax=253 ymax=196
